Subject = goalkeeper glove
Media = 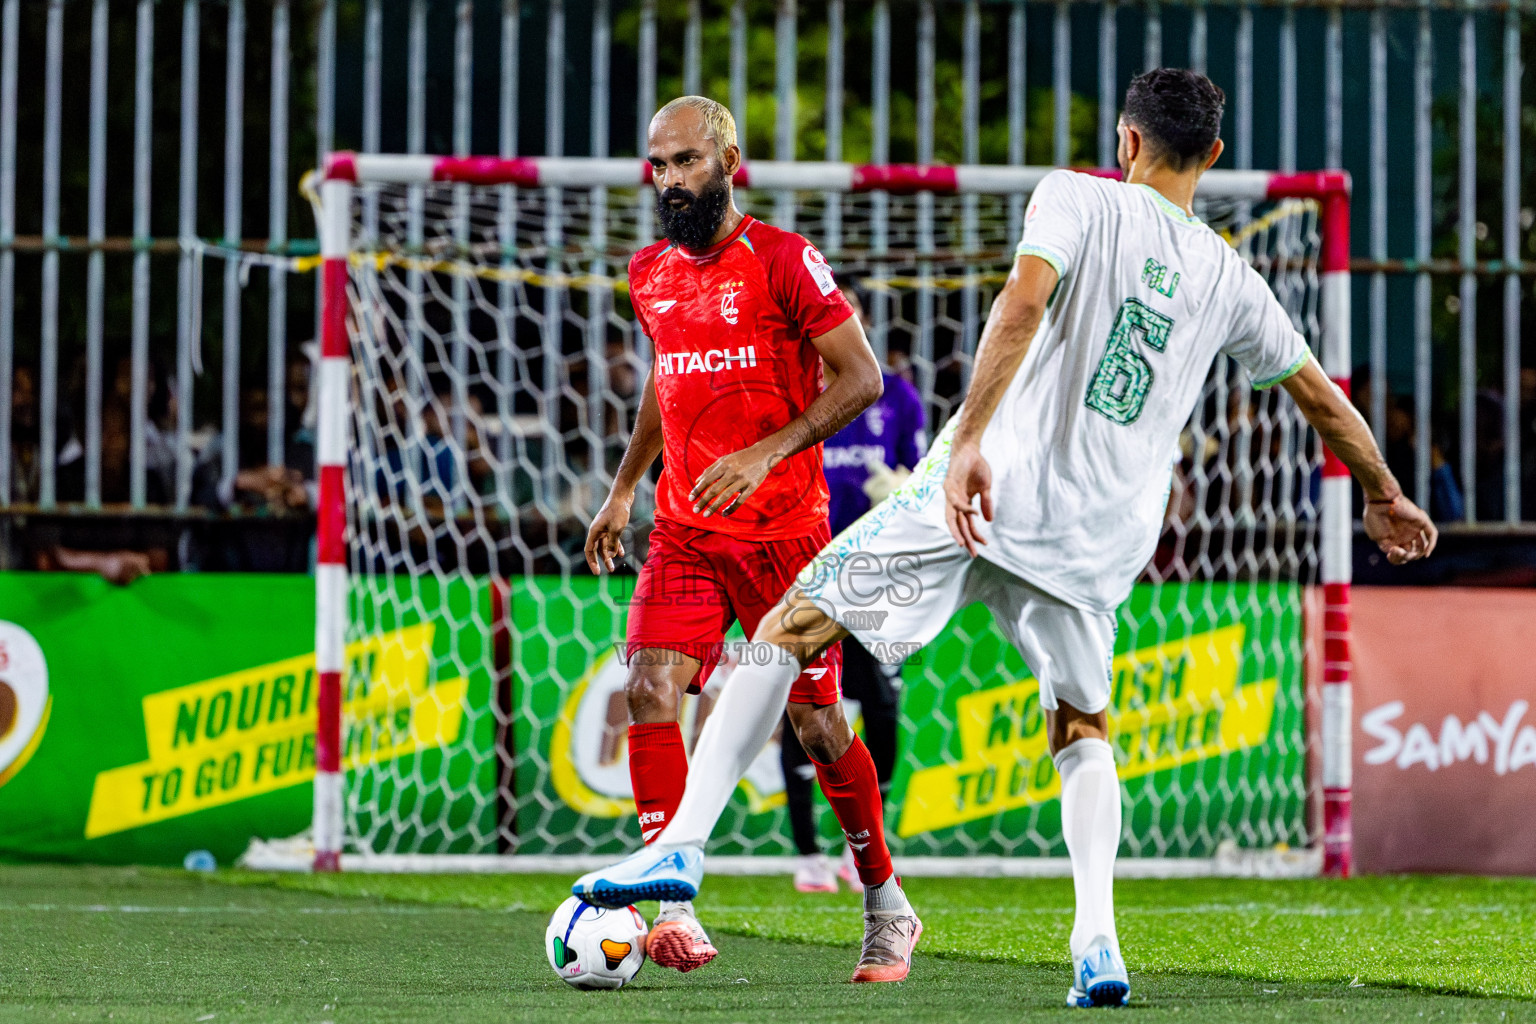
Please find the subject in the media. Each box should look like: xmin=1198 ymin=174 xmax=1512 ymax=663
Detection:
xmin=862 ymin=463 xmax=911 ymax=505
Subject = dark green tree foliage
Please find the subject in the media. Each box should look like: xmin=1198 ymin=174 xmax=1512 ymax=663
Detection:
xmin=617 ymin=0 xmax=1094 ymax=165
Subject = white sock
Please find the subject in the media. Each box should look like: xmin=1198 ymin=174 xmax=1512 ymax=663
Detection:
xmin=1054 ymin=737 xmax=1121 ymax=959
xmin=862 ymin=876 xmax=911 ymax=915
xmin=655 ymin=655 xmax=801 ymax=849
xmin=657 ymin=899 xmax=694 ymax=920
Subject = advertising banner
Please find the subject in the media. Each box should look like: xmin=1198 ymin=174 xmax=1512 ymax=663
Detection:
xmin=515 ymin=577 xmax=1306 ymax=858
xmin=2 ymin=572 xmax=1303 ymax=863
xmin=0 ymin=574 xmax=491 ymax=866
xmin=1350 ymin=587 xmax=1536 ymax=874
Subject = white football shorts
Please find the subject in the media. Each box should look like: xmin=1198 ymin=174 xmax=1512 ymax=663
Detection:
xmin=795 ymin=440 xmax=1117 ymax=714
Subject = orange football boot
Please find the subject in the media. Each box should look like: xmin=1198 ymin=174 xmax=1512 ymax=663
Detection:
xmin=645 ymin=908 xmax=719 ymax=973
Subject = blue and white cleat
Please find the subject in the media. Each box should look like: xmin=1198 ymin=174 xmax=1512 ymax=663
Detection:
xmin=1066 ymin=936 xmax=1130 ymax=1008
xmin=573 ymin=844 xmax=705 ymax=909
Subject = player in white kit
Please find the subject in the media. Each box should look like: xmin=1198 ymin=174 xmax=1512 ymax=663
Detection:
xmin=574 ymin=69 xmax=1437 ymax=1005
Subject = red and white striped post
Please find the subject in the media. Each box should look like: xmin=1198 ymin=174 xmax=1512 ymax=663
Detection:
xmin=312 ymin=163 xmax=354 ymax=873
xmin=1266 ymin=172 xmax=1354 ymax=877
xmin=1316 ymin=183 xmax=1354 ymax=879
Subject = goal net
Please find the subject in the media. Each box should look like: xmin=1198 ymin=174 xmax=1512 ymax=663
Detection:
xmin=303 ymin=155 xmax=1353 ymax=874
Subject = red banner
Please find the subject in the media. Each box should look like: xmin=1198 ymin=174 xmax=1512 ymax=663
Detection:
xmin=1351 ymin=587 xmax=1536 ymax=874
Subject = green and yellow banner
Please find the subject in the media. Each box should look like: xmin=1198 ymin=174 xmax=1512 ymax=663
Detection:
xmin=84 ymin=623 xmax=468 ymax=838
xmin=0 ymin=572 xmax=1302 ymax=864
xmin=896 ymin=624 xmax=1280 ymax=836
xmin=511 ymin=576 xmax=1305 ymax=858
xmin=0 ymin=574 xmax=490 ymax=865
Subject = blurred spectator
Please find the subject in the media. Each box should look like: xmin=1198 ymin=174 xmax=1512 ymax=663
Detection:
xmin=1475 ymin=390 xmax=1508 ymax=521
xmin=371 ymin=389 xmax=485 ymax=515
xmin=96 ymin=351 xmax=176 ymax=506
xmin=433 ymin=391 xmax=499 ymax=503
xmin=1524 ymin=368 xmax=1536 ymax=516
xmin=606 ymin=337 xmax=640 ymax=412
xmin=1157 ymin=379 xmax=1318 ymax=583
xmin=2 ymin=365 xmax=43 ymax=571
xmin=8 ymin=362 xmax=84 ymax=505
xmin=1470 ymin=376 xmax=1536 ymax=522
xmin=193 ymin=385 xmax=310 ymax=514
xmin=820 ymin=281 xmax=928 ymax=537
xmin=285 ymin=344 xmax=318 ymax=458
xmin=7 ymin=355 xmax=174 ymax=583
xmin=1350 ymin=366 xmax=1463 ymax=522
xmin=189 ymin=352 xmax=317 ymax=572
xmin=7 ymin=365 xmax=49 ymax=505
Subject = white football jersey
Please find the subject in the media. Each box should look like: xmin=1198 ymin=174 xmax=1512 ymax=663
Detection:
xmin=975 ymin=169 xmax=1309 ymax=613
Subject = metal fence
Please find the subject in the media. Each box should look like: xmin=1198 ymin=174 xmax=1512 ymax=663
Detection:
xmin=0 ymin=0 xmax=1531 ymax=548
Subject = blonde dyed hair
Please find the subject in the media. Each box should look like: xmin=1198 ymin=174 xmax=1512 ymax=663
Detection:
xmin=653 ymin=95 xmax=738 ymax=153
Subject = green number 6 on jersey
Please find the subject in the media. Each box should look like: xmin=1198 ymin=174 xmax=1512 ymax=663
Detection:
xmin=1085 ymin=298 xmax=1175 ymax=425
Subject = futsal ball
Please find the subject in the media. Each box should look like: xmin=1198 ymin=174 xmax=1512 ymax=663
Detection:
xmin=546 ymin=896 xmax=648 ymax=990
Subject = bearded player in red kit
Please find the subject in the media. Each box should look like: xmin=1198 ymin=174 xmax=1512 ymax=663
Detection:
xmin=581 ymin=96 xmax=922 ymax=982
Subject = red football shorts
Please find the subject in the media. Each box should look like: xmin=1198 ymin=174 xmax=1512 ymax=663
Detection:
xmin=625 ymin=518 xmax=842 ymax=704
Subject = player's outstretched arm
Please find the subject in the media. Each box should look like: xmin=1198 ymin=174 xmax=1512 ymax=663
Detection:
xmin=585 ymin=366 xmax=664 ymax=573
xmin=690 ymin=315 xmax=883 ymax=516
xmin=943 ymin=255 xmax=1057 ymax=555
xmin=1281 ymin=355 xmax=1437 ymax=565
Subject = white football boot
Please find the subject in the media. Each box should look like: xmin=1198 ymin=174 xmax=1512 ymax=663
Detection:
xmin=1066 ymin=935 xmax=1131 ymax=1008
xmin=837 ymin=845 xmax=865 ymax=893
xmin=793 ymin=853 xmax=838 ymax=893
xmin=572 ymin=844 xmax=704 ymax=908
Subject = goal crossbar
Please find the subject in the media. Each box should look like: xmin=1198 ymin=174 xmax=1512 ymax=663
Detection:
xmin=311 ymin=154 xmax=1355 ymax=878
xmin=321 ymin=150 xmax=1344 ymax=204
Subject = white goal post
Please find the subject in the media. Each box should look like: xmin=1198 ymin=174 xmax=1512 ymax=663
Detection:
xmin=301 ymin=153 xmax=1354 ymax=878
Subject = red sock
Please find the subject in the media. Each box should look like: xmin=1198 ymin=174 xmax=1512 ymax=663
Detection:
xmin=813 ymin=736 xmax=894 ymax=886
xmin=628 ymin=722 xmax=688 ymax=844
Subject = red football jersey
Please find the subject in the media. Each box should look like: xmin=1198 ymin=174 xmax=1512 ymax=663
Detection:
xmin=629 ymin=215 xmax=854 ymax=541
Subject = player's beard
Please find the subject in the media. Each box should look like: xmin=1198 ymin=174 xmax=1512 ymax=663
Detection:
xmin=655 ymin=170 xmax=732 ymax=250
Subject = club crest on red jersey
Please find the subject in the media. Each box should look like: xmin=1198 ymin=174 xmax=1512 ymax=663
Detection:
xmin=720 ymin=289 xmax=740 ymax=324
xmin=802 ymin=244 xmax=837 ymax=295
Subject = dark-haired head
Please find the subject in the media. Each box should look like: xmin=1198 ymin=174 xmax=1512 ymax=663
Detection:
xmin=1119 ymin=68 xmax=1225 ymax=175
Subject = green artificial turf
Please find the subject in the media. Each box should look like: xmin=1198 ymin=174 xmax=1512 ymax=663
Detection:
xmin=1 ymin=864 xmax=1532 ymax=1023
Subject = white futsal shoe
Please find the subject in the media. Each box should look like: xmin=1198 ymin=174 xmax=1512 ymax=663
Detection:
xmin=572 ymin=844 xmax=704 ymax=908
xmin=1066 ymin=936 xmax=1131 ymax=1008
xmin=838 ymin=845 xmax=865 ymax=893
xmin=793 ymin=853 xmax=838 ymax=893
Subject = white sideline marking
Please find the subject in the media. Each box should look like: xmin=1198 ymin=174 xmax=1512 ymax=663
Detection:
xmin=5 ymin=901 xmax=1517 ymax=921
xmin=698 ymin=904 xmax=1434 ymax=919
xmin=237 ymin=850 xmax=1324 ymax=879
xmin=0 ymin=903 xmax=467 ymax=915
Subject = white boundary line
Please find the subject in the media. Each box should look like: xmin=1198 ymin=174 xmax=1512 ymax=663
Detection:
xmin=239 ymin=844 xmax=1321 ymax=880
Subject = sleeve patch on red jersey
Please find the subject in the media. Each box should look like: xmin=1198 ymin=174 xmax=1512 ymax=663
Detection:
xmin=802 ymin=244 xmax=837 ymax=296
